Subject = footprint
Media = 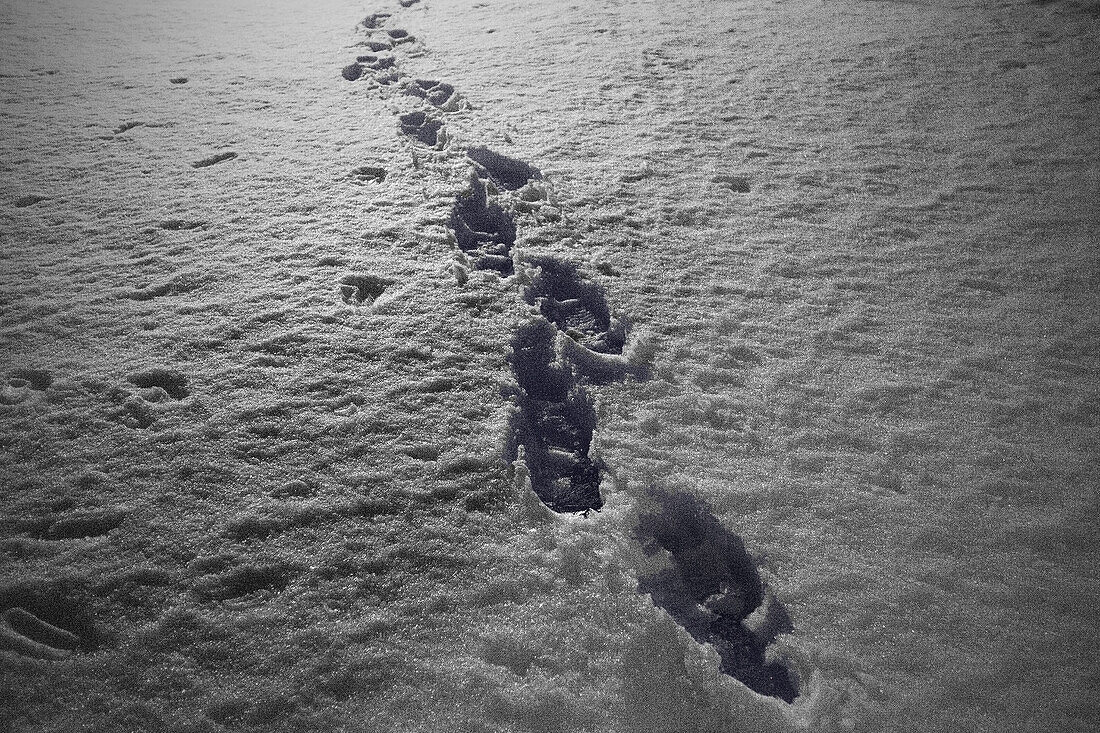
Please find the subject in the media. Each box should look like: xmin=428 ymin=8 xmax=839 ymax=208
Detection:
xmin=0 ymin=607 xmax=81 ymax=660
xmin=404 ymin=79 xmax=464 ymax=110
xmin=339 ymin=273 xmax=393 ymax=305
xmin=521 ymin=256 xmax=625 ymax=355
xmin=108 ymin=390 xmax=155 ymax=429
xmin=466 ymin=146 xmax=541 ymax=191
xmin=191 ymin=151 xmax=237 ymax=169
xmin=509 ymin=320 xmax=603 ymax=513
xmin=355 ymin=53 xmax=397 ymax=71
xmin=113 ymin=121 xmax=145 ymax=135
xmin=122 ymin=271 xmax=210 ymax=301
xmin=365 ymin=42 xmax=394 ymax=56
xmin=0 ymin=587 xmax=98 ymax=661
xmin=28 ymin=509 xmax=126 ymax=541
xmin=342 ymin=63 xmax=364 ymax=81
xmin=359 ymin=12 xmax=391 ymax=29
xmin=386 ymin=28 xmax=415 ymax=44
xmin=127 ymin=368 xmax=189 ymax=399
xmin=13 ymin=195 xmax=49 ymax=208
xmin=2 ymin=369 xmax=52 ymax=406
xmin=636 ymin=489 xmax=798 ymax=702
xmin=190 ymin=561 xmax=292 ymax=602
xmin=9 ymin=368 xmax=52 ymax=391
xmin=713 ymin=174 xmax=751 ymax=193
xmin=960 ymin=277 xmax=1004 ymax=295
xmin=157 ymin=219 xmax=205 ymax=230
xmin=450 ymin=173 xmax=516 ymax=275
xmin=398 ymin=111 xmax=445 ymax=147
xmin=350 ymin=165 xmax=387 ymax=184
xmin=1 ymin=379 xmax=32 ymax=405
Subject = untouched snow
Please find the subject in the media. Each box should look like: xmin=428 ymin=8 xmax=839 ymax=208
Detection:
xmin=1 ymin=0 xmax=1098 ymax=731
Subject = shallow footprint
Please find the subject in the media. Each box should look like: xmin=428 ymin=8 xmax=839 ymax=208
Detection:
xmin=0 ymin=606 xmax=83 ymax=661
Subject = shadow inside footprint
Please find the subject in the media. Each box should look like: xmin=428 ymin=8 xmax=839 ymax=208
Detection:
xmin=636 ymin=488 xmax=798 ymax=702
xmin=450 ymin=173 xmax=516 ymax=275
xmin=467 ymin=146 xmax=541 ymax=191
xmin=0 ymin=585 xmax=101 ymax=659
xmin=404 ymin=79 xmax=460 ymax=109
xmin=127 ymin=368 xmax=189 ymax=399
xmin=522 ymin=256 xmax=624 ymax=354
xmin=509 ymin=320 xmax=603 ymax=513
xmin=351 ymin=166 xmax=387 ymax=184
xmin=339 ymin=274 xmax=393 ymax=305
xmin=398 ymin=111 xmax=444 ymax=147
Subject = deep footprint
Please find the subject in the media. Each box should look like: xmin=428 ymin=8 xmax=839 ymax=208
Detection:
xmin=466 ymin=146 xmax=541 ymax=191
xmin=521 ymin=255 xmax=625 ymax=355
xmin=636 ymin=488 xmax=798 ymax=702
xmin=0 ymin=586 xmax=100 ymax=660
xmin=509 ymin=320 xmax=603 ymax=513
xmin=398 ymin=111 xmax=445 ymax=147
xmin=450 ymin=172 xmax=516 ymax=275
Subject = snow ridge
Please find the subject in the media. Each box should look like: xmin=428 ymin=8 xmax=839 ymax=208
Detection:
xmin=338 ymin=0 xmax=798 ymax=703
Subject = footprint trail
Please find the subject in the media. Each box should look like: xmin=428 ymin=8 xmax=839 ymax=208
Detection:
xmin=338 ymin=1 xmax=799 ymax=703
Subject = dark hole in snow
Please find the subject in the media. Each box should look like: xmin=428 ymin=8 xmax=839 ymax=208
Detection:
xmin=351 ymin=166 xmax=386 ymax=183
xmin=466 ymin=146 xmax=541 ymax=191
xmin=449 ymin=173 xmax=516 ymax=275
xmin=339 ymin=274 xmax=392 ymax=304
xmin=508 ymin=320 xmax=603 ymax=513
xmin=169 ymin=77 xmax=188 ymax=84
xmin=636 ymin=488 xmax=799 ymax=703
xmin=342 ymin=63 xmax=364 ymax=81
xmin=360 ymin=12 xmax=390 ymax=29
xmin=522 ymin=255 xmax=624 ymax=354
xmin=398 ymin=111 xmax=444 ymax=147
xmin=127 ymin=367 xmax=189 ymax=399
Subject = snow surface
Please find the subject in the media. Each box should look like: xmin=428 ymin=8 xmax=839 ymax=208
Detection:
xmin=1 ymin=0 xmax=1098 ymax=731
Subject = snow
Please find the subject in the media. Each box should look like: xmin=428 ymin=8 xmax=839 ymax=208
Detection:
xmin=1 ymin=0 xmax=1098 ymax=731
